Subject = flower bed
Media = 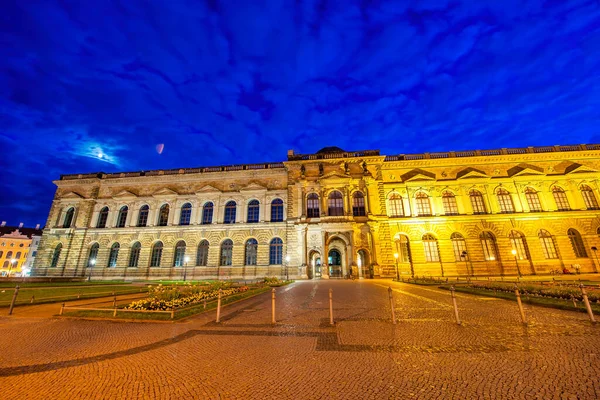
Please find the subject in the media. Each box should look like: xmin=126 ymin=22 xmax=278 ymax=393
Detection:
xmin=468 ymin=281 xmax=600 ymax=303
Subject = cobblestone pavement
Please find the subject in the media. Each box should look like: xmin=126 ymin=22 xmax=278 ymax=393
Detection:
xmin=0 ymin=279 xmax=598 ymax=399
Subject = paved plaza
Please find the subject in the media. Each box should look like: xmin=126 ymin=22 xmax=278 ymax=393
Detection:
xmin=0 ymin=280 xmax=598 ymax=399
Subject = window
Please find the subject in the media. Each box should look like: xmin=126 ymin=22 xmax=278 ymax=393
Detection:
xmin=97 ymin=207 xmax=109 ymax=228
xmin=50 ymin=244 xmax=62 ymax=267
xmin=245 ymin=238 xmax=258 ymax=265
xmin=107 ymin=243 xmax=120 ymax=267
xmin=538 ymin=230 xmax=558 ymax=259
xmin=158 ymin=204 xmax=169 ymax=226
xmin=179 ymin=203 xmax=192 ymax=225
xmin=87 ymin=243 xmax=99 ymax=267
xmin=524 ymin=188 xmax=542 ymax=212
xmin=497 ymin=189 xmax=515 ymax=213
xmin=581 ymin=185 xmax=599 ymax=210
xmin=150 ymin=242 xmax=163 ymax=267
xmin=6 ymin=251 xmax=13 ymax=258
xmin=197 ymin=240 xmax=209 ymax=266
xmin=224 ymin=201 xmax=236 ymax=224
xmin=117 ymin=206 xmax=128 ymax=228
xmin=415 ymin=192 xmax=432 ymax=216
xmin=352 ymin=192 xmax=366 ymax=216
xmin=173 ymin=240 xmax=186 ymax=267
xmin=32 ymin=251 xmax=37 ymax=257
xmin=442 ymin=191 xmax=458 ymax=215
xmin=271 ymin=199 xmax=284 ymax=222
xmin=551 ymin=186 xmax=570 ymax=211
xmin=568 ymin=229 xmax=588 ymax=258
xmin=129 ymin=242 xmax=141 ymax=267
xmin=269 ymin=238 xmax=283 ymax=264
xmin=307 ymin=193 xmax=320 ymax=218
xmin=63 ymin=208 xmax=75 ymax=228
xmin=509 ymin=231 xmax=529 ymax=260
xmin=247 ymin=200 xmax=259 ymax=223
xmin=422 ymin=234 xmax=440 ymax=262
xmin=394 ymin=235 xmax=410 ymax=263
xmin=137 ymin=205 xmax=149 ymax=227
xmin=15 ymin=252 xmax=21 ymax=259
xmin=480 ymin=232 xmax=498 ymax=261
xmin=388 ymin=193 xmax=404 ymax=217
xmin=202 ymin=202 xmax=213 ymax=224
xmin=328 ymin=191 xmax=344 ymax=216
xmin=451 ymin=233 xmax=467 ymax=261
xmin=220 ymin=239 xmax=233 ymax=266
xmin=0 ymin=251 xmax=3 ymax=258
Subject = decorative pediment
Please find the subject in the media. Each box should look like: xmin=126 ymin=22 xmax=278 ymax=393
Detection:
xmin=196 ymin=185 xmax=221 ymax=194
xmin=152 ymin=188 xmax=179 ymax=198
xmin=319 ymin=171 xmax=351 ymax=181
xmin=456 ymin=168 xmax=488 ymax=180
xmin=240 ymin=182 xmax=267 ymax=192
xmin=401 ymin=169 xmax=436 ymax=182
xmin=61 ymin=191 xmax=84 ymax=199
xmin=508 ymin=164 xmax=544 ymax=177
xmin=112 ymin=190 xmax=137 ymax=200
xmin=564 ymin=163 xmax=597 ymax=175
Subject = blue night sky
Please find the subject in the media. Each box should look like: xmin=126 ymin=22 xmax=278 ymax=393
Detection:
xmin=1 ymin=0 xmax=600 ymax=227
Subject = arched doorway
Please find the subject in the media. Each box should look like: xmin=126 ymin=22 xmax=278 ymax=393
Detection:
xmin=328 ymin=249 xmax=342 ymax=278
xmin=357 ymin=249 xmax=369 ymax=278
xmin=308 ymin=250 xmax=322 ymax=279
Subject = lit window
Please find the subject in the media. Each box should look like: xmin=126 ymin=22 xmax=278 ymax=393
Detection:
xmin=224 ymin=201 xmax=237 ymax=224
xmin=271 ymin=199 xmax=284 ymax=222
xmin=415 ymin=192 xmax=432 ymax=216
xmin=568 ymin=229 xmax=588 ymax=258
xmin=442 ymin=191 xmax=458 ymax=215
xmin=509 ymin=231 xmax=529 ymax=260
xmin=179 ymin=203 xmax=192 ymax=225
xmin=137 ymin=205 xmax=149 ymax=227
xmin=352 ymin=192 xmax=366 ymax=216
xmin=117 ymin=206 xmax=128 ymax=228
xmin=552 ymin=187 xmax=570 ymax=211
xmin=525 ymin=188 xmax=542 ymax=212
xmin=173 ymin=241 xmax=186 ymax=267
xmin=50 ymin=244 xmax=62 ymax=268
xmin=107 ymin=243 xmax=120 ymax=267
xmin=307 ymin=193 xmax=320 ymax=218
xmin=328 ymin=191 xmax=344 ymax=216
xmin=150 ymin=242 xmax=163 ymax=267
xmin=220 ymin=239 xmax=233 ymax=265
xmin=245 ymin=238 xmax=258 ymax=265
xmin=158 ymin=204 xmax=169 ymax=226
xmin=247 ymin=200 xmax=260 ymax=223
xmin=394 ymin=235 xmax=410 ymax=263
xmin=129 ymin=242 xmax=141 ymax=267
xmin=97 ymin=207 xmax=109 ymax=228
xmin=538 ymin=230 xmax=558 ymax=259
xmin=388 ymin=193 xmax=404 ymax=217
xmin=422 ymin=234 xmax=440 ymax=262
xmin=202 ymin=202 xmax=213 ymax=224
xmin=63 ymin=208 xmax=75 ymax=228
xmin=87 ymin=243 xmax=99 ymax=267
xmin=451 ymin=233 xmax=467 ymax=261
xmin=497 ymin=189 xmax=515 ymax=213
xmin=479 ymin=232 xmax=498 ymax=261
xmin=197 ymin=240 xmax=209 ymax=266
xmin=269 ymin=238 xmax=283 ymax=264
xmin=581 ymin=185 xmax=599 ymax=210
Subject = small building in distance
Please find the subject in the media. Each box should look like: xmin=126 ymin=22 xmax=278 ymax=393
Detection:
xmin=0 ymin=222 xmax=43 ymax=276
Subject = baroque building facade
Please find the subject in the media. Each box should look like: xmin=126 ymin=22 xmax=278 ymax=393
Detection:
xmin=33 ymin=144 xmax=600 ymax=280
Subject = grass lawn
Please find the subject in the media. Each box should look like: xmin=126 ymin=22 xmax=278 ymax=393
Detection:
xmin=0 ymin=280 xmax=133 ymax=288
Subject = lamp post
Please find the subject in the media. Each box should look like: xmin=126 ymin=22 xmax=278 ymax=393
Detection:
xmin=285 ymin=255 xmax=290 ymax=281
xmin=393 ymin=252 xmax=400 ymax=281
xmin=461 ymin=251 xmax=469 ymax=276
xmin=88 ymin=258 xmax=96 ymax=281
xmin=511 ymin=249 xmax=521 ymax=277
xmin=8 ymin=259 xmax=17 ymax=277
xmin=183 ymin=256 xmax=189 ymax=281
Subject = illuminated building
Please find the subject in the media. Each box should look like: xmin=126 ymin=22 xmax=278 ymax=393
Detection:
xmin=0 ymin=223 xmax=43 ymax=277
xmin=33 ymin=144 xmax=600 ymax=279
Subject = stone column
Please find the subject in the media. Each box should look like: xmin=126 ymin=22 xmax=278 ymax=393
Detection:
xmin=322 ymin=232 xmax=329 ymax=279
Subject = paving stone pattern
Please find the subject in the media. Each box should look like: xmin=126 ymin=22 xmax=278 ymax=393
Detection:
xmin=0 ymin=280 xmax=598 ymax=399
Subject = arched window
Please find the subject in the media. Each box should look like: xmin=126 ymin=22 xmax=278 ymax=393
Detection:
xmin=497 ymin=188 xmax=515 ymax=213
xmin=129 ymin=242 xmax=141 ymax=267
xmin=552 ymin=186 xmax=570 ymax=211
xmin=450 ymin=233 xmax=467 ymax=261
xmin=422 ymin=234 xmax=440 ymax=262
xmin=245 ymin=238 xmax=258 ymax=265
xmin=269 ymin=238 xmax=283 ymax=264
xmin=0 ymin=251 xmax=3 ymax=258
xmin=307 ymin=193 xmax=320 ymax=218
xmin=328 ymin=191 xmax=344 ymax=216
xmin=352 ymin=192 xmax=366 ymax=216
xmin=271 ymin=199 xmax=284 ymax=222
xmin=202 ymin=202 xmax=213 ymax=224
xmin=137 ymin=205 xmax=149 ymax=227
xmin=97 ymin=207 xmax=109 ymax=228
xmin=388 ymin=193 xmax=404 ymax=217
xmin=173 ymin=240 xmax=186 ymax=267
xmin=525 ymin=188 xmax=542 ymax=212
xmin=150 ymin=242 xmax=163 ymax=267
xmin=107 ymin=243 xmax=120 ymax=267
xmin=2 ymin=261 xmax=8 ymax=269
xmin=479 ymin=232 xmax=498 ymax=261
xmin=394 ymin=234 xmax=411 ymax=263
xmin=580 ymin=185 xmax=599 ymax=210
xmin=568 ymin=229 xmax=588 ymax=258
xmin=509 ymin=231 xmax=530 ymax=260
xmin=50 ymin=244 xmax=62 ymax=268
xmin=247 ymin=200 xmax=259 ymax=223
xmin=87 ymin=243 xmax=99 ymax=267
xmin=158 ymin=204 xmax=169 ymax=226
xmin=415 ymin=192 xmax=432 ymax=216
xmin=179 ymin=203 xmax=192 ymax=225
xmin=224 ymin=201 xmax=236 ymax=224
xmin=15 ymin=252 xmax=21 ymax=259
xmin=538 ymin=230 xmax=558 ymax=259
xmin=6 ymin=251 xmax=13 ymax=259
xmin=63 ymin=207 xmax=75 ymax=228
xmin=117 ymin=206 xmax=128 ymax=228
xmin=197 ymin=240 xmax=209 ymax=266
xmin=220 ymin=239 xmax=233 ymax=266
xmin=469 ymin=190 xmax=487 ymax=214
xmin=442 ymin=191 xmax=458 ymax=216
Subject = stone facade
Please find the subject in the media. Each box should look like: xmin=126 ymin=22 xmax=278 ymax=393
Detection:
xmin=33 ymin=144 xmax=600 ymax=280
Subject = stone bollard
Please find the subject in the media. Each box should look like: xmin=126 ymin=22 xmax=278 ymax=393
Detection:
xmin=580 ymin=284 xmax=596 ymax=323
xmin=59 ymin=302 xmax=65 ymax=316
xmin=8 ymin=285 xmax=20 ymax=316
xmin=450 ymin=286 xmax=461 ymax=325
xmin=113 ymin=296 xmax=117 ymax=308
xmin=203 ymin=299 xmax=207 ymax=310
xmin=271 ymin=288 xmax=276 ymax=324
xmin=388 ymin=287 xmax=396 ymax=325
xmin=113 ymin=306 xmax=117 ymax=317
xmin=171 ymin=306 xmax=175 ymax=320
xmin=30 ymin=295 xmax=35 ymax=304
xmin=216 ymin=289 xmax=222 ymax=323
xmin=329 ymin=288 xmax=334 ymax=325
xmin=514 ymin=284 xmax=527 ymax=324
xmin=571 ymin=295 xmax=577 ymax=308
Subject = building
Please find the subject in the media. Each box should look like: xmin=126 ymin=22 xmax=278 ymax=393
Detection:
xmin=32 ymin=144 xmax=600 ymax=280
xmin=0 ymin=223 xmax=43 ymax=276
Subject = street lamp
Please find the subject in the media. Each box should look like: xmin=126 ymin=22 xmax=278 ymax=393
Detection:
xmin=183 ymin=256 xmax=190 ymax=281
xmin=393 ymin=252 xmax=400 ymax=281
xmin=461 ymin=251 xmax=469 ymax=276
xmin=88 ymin=258 xmax=96 ymax=281
xmin=511 ymin=249 xmax=521 ymax=277
xmin=9 ymin=259 xmax=17 ymax=277
xmin=285 ymin=255 xmax=290 ymax=281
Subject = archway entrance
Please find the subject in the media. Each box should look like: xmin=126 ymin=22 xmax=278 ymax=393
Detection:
xmin=357 ymin=249 xmax=369 ymax=278
xmin=308 ymin=251 xmax=322 ymax=279
xmin=328 ymin=249 xmax=342 ymax=278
